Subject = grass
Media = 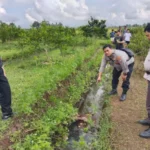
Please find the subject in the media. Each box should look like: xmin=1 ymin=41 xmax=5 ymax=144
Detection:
xmin=0 ymin=38 xmax=104 ymax=136
xmin=0 ymin=37 xmax=112 ymax=150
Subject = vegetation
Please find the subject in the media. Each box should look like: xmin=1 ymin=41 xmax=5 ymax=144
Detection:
xmin=0 ymin=17 xmax=112 ymax=150
xmin=80 ymin=17 xmax=107 ymax=38
xmin=1 ymin=16 xmax=148 ymax=149
xmin=129 ymin=27 xmax=150 ymax=57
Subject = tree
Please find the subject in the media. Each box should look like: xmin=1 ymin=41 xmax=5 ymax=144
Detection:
xmin=32 ymin=21 xmax=40 ymax=28
xmin=81 ymin=17 xmax=107 ymax=38
xmin=0 ymin=23 xmax=9 ymax=43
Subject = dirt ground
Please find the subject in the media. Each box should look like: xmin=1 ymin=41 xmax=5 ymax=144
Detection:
xmin=110 ymin=72 xmax=150 ymax=150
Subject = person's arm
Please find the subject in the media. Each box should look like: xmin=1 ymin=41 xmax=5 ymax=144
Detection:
xmin=0 ymin=59 xmax=5 ymax=76
xmin=116 ymin=56 xmax=129 ymax=81
xmin=2 ymin=66 xmax=6 ymax=76
xmin=117 ymin=36 xmax=125 ymax=44
xmin=97 ymin=55 xmax=107 ymax=82
xmin=117 ymin=40 xmax=125 ymax=44
xmin=144 ymin=51 xmax=150 ymax=72
xmin=113 ymin=37 xmax=117 ymax=44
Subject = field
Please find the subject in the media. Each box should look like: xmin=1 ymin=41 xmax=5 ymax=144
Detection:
xmin=0 ymin=27 xmax=110 ymax=149
xmin=0 ymin=22 xmax=149 ymax=150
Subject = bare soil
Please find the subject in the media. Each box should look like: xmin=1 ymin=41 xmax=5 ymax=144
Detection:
xmin=110 ymin=72 xmax=150 ymax=150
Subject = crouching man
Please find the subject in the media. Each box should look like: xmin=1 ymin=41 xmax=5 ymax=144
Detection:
xmin=97 ymin=44 xmax=134 ymax=101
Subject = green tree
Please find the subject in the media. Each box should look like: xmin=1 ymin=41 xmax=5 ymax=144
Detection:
xmin=81 ymin=17 xmax=107 ymax=38
xmin=32 ymin=21 xmax=40 ymax=28
xmin=0 ymin=22 xmax=9 ymax=43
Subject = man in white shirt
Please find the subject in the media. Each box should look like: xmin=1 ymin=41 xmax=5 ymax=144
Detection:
xmin=124 ymin=29 xmax=132 ymax=45
xmin=138 ymin=23 xmax=150 ymax=138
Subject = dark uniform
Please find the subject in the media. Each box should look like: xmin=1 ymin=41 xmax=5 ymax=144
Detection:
xmin=0 ymin=59 xmax=13 ymax=120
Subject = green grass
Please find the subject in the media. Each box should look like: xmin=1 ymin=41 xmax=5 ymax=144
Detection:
xmin=11 ymin=44 xmax=104 ymax=150
xmin=0 ymin=37 xmax=111 ymax=150
xmin=0 ymin=38 xmax=103 ymax=132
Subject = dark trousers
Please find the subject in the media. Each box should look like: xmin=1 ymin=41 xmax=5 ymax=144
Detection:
xmin=112 ymin=63 xmax=134 ymax=93
xmin=146 ymin=81 xmax=150 ymax=119
xmin=0 ymin=67 xmax=12 ymax=115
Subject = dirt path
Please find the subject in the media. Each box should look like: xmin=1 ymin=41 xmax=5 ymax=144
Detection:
xmin=110 ymin=73 xmax=150 ymax=150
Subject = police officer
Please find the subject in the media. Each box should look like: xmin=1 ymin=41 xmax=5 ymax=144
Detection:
xmin=97 ymin=44 xmax=134 ymax=101
xmin=139 ymin=23 xmax=150 ymax=138
xmin=0 ymin=59 xmax=13 ymax=120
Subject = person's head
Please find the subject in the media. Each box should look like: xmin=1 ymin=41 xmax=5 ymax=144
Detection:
xmin=103 ymin=44 xmax=113 ymax=56
xmin=144 ymin=23 xmax=150 ymax=40
xmin=116 ymin=30 xmax=121 ymax=36
xmin=127 ymin=29 xmax=130 ymax=33
xmin=112 ymin=29 xmax=114 ymax=32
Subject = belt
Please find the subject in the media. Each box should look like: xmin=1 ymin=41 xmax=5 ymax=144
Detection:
xmin=145 ymin=71 xmax=150 ymax=74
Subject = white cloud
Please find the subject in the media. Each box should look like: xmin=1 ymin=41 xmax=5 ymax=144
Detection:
xmin=14 ymin=0 xmax=34 ymax=4
xmin=25 ymin=13 xmax=36 ymax=22
xmin=0 ymin=7 xmax=6 ymax=14
xmin=111 ymin=13 xmax=117 ymax=19
xmin=0 ymin=0 xmax=150 ymax=27
xmin=87 ymin=0 xmax=150 ymax=26
xmin=25 ymin=0 xmax=89 ymax=24
xmin=0 ymin=0 xmax=18 ymax=23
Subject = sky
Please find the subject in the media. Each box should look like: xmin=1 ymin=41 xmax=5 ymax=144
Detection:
xmin=0 ymin=0 xmax=150 ymax=28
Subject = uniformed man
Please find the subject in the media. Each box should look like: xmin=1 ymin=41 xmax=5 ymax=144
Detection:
xmin=97 ymin=44 xmax=134 ymax=101
xmin=139 ymin=23 xmax=150 ymax=138
xmin=0 ymin=59 xmax=13 ymax=120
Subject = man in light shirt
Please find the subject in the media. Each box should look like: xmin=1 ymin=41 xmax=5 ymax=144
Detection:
xmin=138 ymin=23 xmax=150 ymax=138
xmin=124 ymin=29 xmax=132 ymax=45
xmin=97 ymin=44 xmax=134 ymax=101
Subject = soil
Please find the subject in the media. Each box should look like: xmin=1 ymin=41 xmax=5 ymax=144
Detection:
xmin=110 ymin=72 xmax=150 ymax=150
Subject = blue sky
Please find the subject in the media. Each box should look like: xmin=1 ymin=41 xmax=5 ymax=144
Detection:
xmin=0 ymin=0 xmax=150 ymax=28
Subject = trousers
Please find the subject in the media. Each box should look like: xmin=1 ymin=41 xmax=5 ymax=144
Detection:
xmin=0 ymin=67 xmax=12 ymax=115
xmin=112 ymin=63 xmax=134 ymax=93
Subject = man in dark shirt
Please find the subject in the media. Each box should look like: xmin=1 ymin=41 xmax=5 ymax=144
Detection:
xmin=110 ymin=29 xmax=115 ymax=43
xmin=114 ymin=30 xmax=125 ymax=49
xmin=0 ymin=59 xmax=13 ymax=120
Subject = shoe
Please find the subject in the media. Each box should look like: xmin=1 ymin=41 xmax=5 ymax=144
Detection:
xmin=108 ymin=89 xmax=117 ymax=95
xmin=120 ymin=93 xmax=126 ymax=101
xmin=139 ymin=128 xmax=150 ymax=138
xmin=2 ymin=113 xmax=13 ymax=120
xmin=138 ymin=118 xmax=150 ymax=126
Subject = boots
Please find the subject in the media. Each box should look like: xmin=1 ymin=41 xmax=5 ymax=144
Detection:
xmin=120 ymin=89 xmax=127 ymax=101
xmin=108 ymin=89 xmax=117 ymax=95
xmin=138 ymin=118 xmax=150 ymax=126
xmin=139 ymin=128 xmax=150 ymax=138
xmin=2 ymin=112 xmax=13 ymax=120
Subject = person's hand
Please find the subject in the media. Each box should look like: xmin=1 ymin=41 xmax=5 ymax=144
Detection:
xmin=97 ymin=76 xmax=101 ymax=83
xmin=2 ymin=67 xmax=6 ymax=76
xmin=122 ymin=74 xmax=127 ymax=81
xmin=116 ymin=40 xmax=121 ymax=43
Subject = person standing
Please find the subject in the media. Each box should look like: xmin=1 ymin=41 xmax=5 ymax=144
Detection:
xmin=110 ymin=29 xmax=115 ymax=43
xmin=118 ymin=26 xmax=123 ymax=34
xmin=138 ymin=23 xmax=150 ymax=138
xmin=124 ymin=29 xmax=132 ymax=45
xmin=0 ymin=59 xmax=13 ymax=120
xmin=113 ymin=30 xmax=125 ymax=49
xmin=97 ymin=44 xmax=134 ymax=101
xmin=123 ymin=26 xmax=127 ymax=35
